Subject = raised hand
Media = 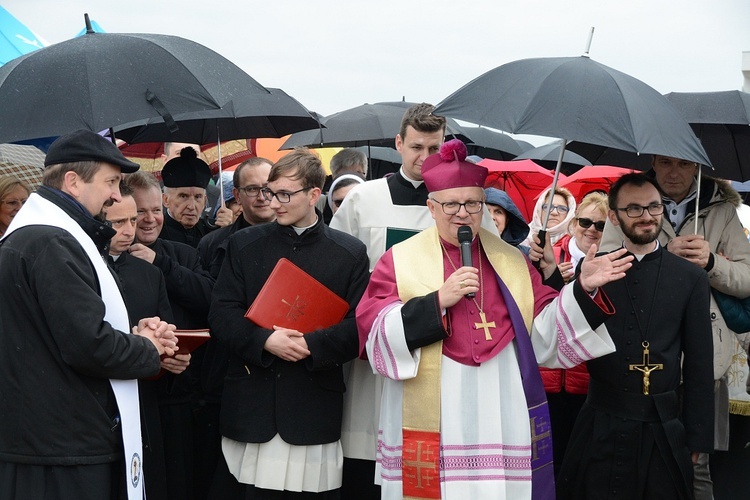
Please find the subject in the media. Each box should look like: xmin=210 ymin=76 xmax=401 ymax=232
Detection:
xmin=578 ymin=245 xmax=633 ymax=292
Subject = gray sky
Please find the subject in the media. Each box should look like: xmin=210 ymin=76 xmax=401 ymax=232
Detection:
xmin=3 ymin=0 xmax=750 ymax=125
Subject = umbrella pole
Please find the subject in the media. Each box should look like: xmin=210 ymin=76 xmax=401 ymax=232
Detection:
xmin=535 ymin=139 xmax=567 ymax=268
xmin=217 ymin=127 xmax=225 ymax=210
xmin=694 ymin=165 xmax=702 ymax=234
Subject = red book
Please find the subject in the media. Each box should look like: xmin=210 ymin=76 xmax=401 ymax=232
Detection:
xmin=170 ymin=329 xmax=211 ymax=356
xmin=244 ymin=258 xmax=349 ymax=333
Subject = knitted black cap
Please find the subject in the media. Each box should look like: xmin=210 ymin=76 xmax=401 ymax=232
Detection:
xmin=162 ymin=147 xmax=211 ymax=188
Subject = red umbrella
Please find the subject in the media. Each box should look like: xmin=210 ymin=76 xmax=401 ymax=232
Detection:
xmin=479 ymin=158 xmax=562 ymax=222
xmin=558 ymin=165 xmax=635 ymax=202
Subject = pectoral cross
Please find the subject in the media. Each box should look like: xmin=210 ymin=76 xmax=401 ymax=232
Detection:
xmin=474 ymin=311 xmax=496 ymax=341
xmin=629 ymin=341 xmax=663 ymax=395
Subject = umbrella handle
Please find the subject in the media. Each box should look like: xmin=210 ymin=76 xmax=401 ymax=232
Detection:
xmin=533 ymin=229 xmax=547 ymax=270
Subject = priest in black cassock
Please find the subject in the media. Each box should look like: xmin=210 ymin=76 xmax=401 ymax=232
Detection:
xmin=555 ymin=173 xmax=714 ymax=499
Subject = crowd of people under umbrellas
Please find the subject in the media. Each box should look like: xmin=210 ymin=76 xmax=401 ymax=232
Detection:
xmin=1 ymin=102 xmax=749 ymax=500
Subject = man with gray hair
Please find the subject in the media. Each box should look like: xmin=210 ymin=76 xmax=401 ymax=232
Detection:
xmin=330 ymin=148 xmax=368 ymax=178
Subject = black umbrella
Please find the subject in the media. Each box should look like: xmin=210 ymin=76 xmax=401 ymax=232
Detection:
xmin=435 ymin=56 xmax=710 ymax=165
xmin=664 ymin=91 xmax=750 ymax=182
xmin=113 ymin=88 xmax=320 ymax=144
xmin=460 ymin=126 xmax=523 ymax=161
xmin=436 ymin=55 xmax=710 ymax=243
xmin=514 ymin=141 xmax=591 ymax=174
xmin=280 ymin=101 xmax=470 ymax=150
xmin=0 ymin=15 xmax=269 ymax=143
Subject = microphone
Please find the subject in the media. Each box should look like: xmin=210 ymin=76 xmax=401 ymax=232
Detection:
xmin=457 ymin=226 xmax=475 ymax=299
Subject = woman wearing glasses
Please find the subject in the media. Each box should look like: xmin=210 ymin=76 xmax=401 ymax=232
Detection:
xmin=554 ymin=191 xmax=609 ymax=283
xmin=524 ymin=185 xmax=576 ymax=248
xmin=0 ymin=175 xmax=30 ymax=238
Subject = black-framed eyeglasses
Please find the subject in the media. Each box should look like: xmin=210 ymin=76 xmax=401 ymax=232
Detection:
xmin=237 ymin=185 xmax=265 ymax=197
xmin=430 ymin=198 xmax=484 ymax=215
xmin=577 ymin=217 xmax=606 ymax=232
xmin=261 ymin=187 xmax=311 ymax=203
xmin=541 ymin=203 xmax=569 ymax=214
xmin=616 ymin=203 xmax=665 ymax=218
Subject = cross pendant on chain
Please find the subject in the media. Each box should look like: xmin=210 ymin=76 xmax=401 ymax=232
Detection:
xmin=474 ymin=311 xmax=496 ymax=341
xmin=628 ymin=341 xmax=663 ymax=395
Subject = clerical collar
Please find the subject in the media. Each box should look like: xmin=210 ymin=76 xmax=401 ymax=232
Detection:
xmin=292 ymin=215 xmax=319 ymax=235
xmin=663 ymin=180 xmax=698 ymax=230
xmin=626 ymin=240 xmax=661 ymax=261
xmin=110 ymin=254 xmax=121 ymax=262
xmin=399 ymin=167 xmax=424 ymax=188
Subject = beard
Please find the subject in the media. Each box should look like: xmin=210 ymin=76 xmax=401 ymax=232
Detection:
xmin=617 ymin=214 xmax=662 ymax=245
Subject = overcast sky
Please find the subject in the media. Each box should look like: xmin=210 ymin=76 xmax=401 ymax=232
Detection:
xmin=3 ymin=0 xmax=750 ymax=124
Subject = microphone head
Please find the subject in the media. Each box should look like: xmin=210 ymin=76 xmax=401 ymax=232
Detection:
xmin=457 ymin=226 xmax=473 ymax=244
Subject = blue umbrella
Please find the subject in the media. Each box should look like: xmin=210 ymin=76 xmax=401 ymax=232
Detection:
xmin=0 ymin=6 xmax=46 ymax=65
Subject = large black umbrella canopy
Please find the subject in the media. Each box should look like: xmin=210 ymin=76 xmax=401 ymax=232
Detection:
xmin=569 ymin=91 xmax=750 ymax=181
xmin=435 ymin=56 xmax=710 ymax=166
xmin=114 ymin=88 xmax=320 ymax=144
xmin=280 ymin=101 xmax=470 ymax=150
xmin=0 ymin=26 xmax=270 ymax=143
xmin=664 ymin=91 xmax=750 ymax=181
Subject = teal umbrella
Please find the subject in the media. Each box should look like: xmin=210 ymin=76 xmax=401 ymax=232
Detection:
xmin=0 ymin=6 xmax=46 ymax=65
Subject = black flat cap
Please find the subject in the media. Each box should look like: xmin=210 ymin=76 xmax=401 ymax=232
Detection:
xmin=162 ymin=147 xmax=211 ymax=189
xmin=44 ymin=129 xmax=140 ymax=173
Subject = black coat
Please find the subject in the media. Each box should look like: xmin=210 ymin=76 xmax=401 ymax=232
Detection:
xmin=109 ymin=251 xmax=173 ymax=500
xmin=0 ymin=187 xmax=161 ymax=465
xmin=558 ymin=247 xmax=714 ymax=499
xmin=160 ymin=210 xmax=213 ymax=248
xmin=198 ymin=215 xmax=253 ymax=279
xmin=209 ymin=213 xmax=370 ymax=445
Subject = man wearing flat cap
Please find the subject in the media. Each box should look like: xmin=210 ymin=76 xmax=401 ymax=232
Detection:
xmin=160 ymin=146 xmax=217 ymax=248
xmin=0 ymin=129 xmax=177 ymax=500
xmin=356 ymin=139 xmax=634 ymax=499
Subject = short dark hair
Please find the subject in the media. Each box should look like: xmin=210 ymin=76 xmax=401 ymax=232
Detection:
xmin=268 ymin=148 xmax=325 ymax=189
xmin=233 ymin=157 xmax=272 ymax=188
xmin=608 ymin=173 xmax=663 ymax=210
xmin=399 ymin=103 xmax=447 ymax=140
xmin=42 ymin=161 xmax=102 ymax=190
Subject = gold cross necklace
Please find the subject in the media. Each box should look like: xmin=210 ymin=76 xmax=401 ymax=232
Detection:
xmin=440 ymin=237 xmax=496 ymax=341
xmin=625 ymin=251 xmax=664 ymax=395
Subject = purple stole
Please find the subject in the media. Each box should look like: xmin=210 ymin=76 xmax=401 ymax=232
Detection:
xmin=496 ymin=274 xmax=555 ymax=500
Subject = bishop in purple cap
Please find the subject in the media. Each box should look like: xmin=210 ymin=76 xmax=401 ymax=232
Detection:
xmin=355 ymin=140 xmax=633 ymax=500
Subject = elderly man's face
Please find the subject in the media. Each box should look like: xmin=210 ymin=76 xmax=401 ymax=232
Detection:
xmin=651 ymin=155 xmax=698 ymax=203
xmin=163 ymin=187 xmax=206 ymax=229
xmin=427 ymin=186 xmax=485 ymax=246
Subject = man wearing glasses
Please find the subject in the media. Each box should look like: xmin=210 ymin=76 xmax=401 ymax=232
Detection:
xmin=357 ymin=140 xmax=633 ymax=499
xmin=209 ymin=148 xmax=369 ymax=498
xmin=601 ymin=156 xmax=750 ymax=499
xmin=198 ymin=157 xmax=275 ymax=278
xmin=558 ymin=173 xmax=714 ymax=499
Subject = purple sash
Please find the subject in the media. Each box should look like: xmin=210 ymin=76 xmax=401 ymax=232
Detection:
xmin=496 ymin=275 xmax=556 ymax=500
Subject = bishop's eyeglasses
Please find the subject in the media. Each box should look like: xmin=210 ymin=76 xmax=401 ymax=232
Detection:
xmin=430 ymin=198 xmax=484 ymax=215
xmin=615 ymin=203 xmax=665 ymax=218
